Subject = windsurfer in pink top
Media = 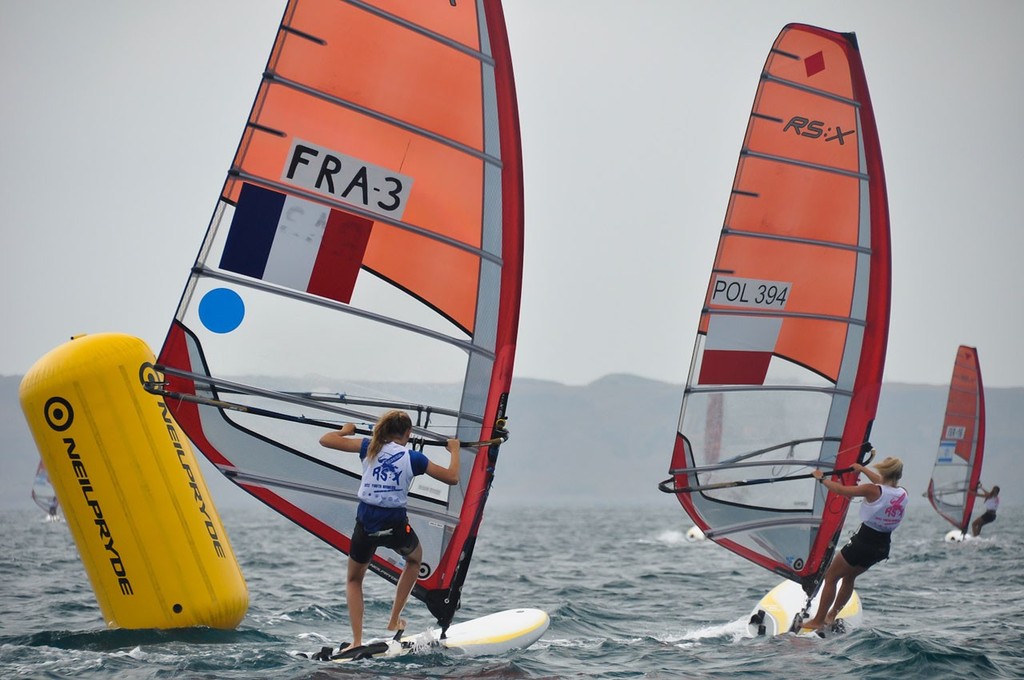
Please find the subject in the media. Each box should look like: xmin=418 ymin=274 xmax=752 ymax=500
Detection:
xmin=799 ymin=456 xmax=907 ymax=632
xmin=969 ymin=483 xmax=1000 ymax=536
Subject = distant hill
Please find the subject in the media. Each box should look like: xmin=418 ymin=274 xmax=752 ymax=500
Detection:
xmin=2 ymin=373 xmax=1021 ymax=511
xmin=497 ymin=376 xmax=1024 ymax=510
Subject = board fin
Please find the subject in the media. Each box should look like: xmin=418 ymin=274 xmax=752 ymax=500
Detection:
xmin=749 ymin=609 xmax=767 ymax=636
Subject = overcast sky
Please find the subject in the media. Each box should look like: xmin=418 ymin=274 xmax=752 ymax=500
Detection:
xmin=2 ymin=1 xmax=1022 ymax=388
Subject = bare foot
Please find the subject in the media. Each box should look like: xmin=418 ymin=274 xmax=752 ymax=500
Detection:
xmin=799 ymin=618 xmax=825 ymax=630
xmin=338 ymin=641 xmax=360 ymax=654
xmin=386 ymin=617 xmax=407 ymax=633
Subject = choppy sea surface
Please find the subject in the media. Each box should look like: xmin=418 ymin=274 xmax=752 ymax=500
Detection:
xmin=1 ymin=501 xmax=1021 ymax=679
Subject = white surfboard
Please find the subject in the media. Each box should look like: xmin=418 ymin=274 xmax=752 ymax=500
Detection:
xmin=747 ymin=579 xmax=862 ymax=637
xmin=313 ymin=608 xmax=550 ymax=662
xmin=944 ymin=529 xmax=974 ymax=543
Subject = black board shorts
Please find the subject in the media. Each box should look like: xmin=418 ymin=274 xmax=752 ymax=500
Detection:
xmin=840 ymin=524 xmax=891 ymax=569
xmin=350 ymin=519 xmax=419 ymax=565
xmin=977 ymin=510 xmax=997 ymax=526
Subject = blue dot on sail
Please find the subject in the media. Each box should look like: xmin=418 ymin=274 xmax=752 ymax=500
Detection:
xmin=199 ymin=288 xmax=245 ymax=334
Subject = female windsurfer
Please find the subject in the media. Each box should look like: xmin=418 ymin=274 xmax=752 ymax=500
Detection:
xmin=800 ymin=456 xmax=908 ymax=631
xmin=319 ymin=410 xmax=460 ymax=651
xmin=969 ymin=483 xmax=1000 ymax=536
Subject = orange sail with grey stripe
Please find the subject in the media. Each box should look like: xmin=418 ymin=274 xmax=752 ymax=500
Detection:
xmin=155 ymin=0 xmax=524 ymax=630
xmin=661 ymin=24 xmax=891 ymax=594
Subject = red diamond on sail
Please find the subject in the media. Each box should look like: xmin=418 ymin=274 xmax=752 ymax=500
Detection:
xmin=805 ymin=51 xmax=825 ymax=76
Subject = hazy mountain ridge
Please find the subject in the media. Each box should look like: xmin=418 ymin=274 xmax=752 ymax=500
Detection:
xmin=3 ymin=373 xmax=1021 ymax=511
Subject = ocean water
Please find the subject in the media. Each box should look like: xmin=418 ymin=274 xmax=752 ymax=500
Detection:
xmin=1 ymin=501 xmax=1021 ymax=679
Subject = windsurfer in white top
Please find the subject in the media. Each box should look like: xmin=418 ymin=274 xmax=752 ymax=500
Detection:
xmin=799 ymin=456 xmax=907 ymax=632
xmin=969 ymin=483 xmax=1000 ymax=536
xmin=320 ymin=410 xmax=460 ymax=653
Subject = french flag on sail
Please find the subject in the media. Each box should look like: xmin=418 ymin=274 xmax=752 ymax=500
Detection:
xmin=698 ymin=315 xmax=782 ymax=385
xmin=220 ymin=183 xmax=372 ymax=304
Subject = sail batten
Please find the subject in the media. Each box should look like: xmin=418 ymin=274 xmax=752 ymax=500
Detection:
xmin=686 ymin=383 xmax=854 ymax=397
xmin=263 ymin=73 xmax=503 ymax=163
xmin=662 ymin=23 xmax=890 ymax=591
xmin=707 ymin=517 xmax=824 ymax=540
xmin=670 ymin=456 xmax=832 ymax=476
xmin=190 ymin=267 xmax=498 ymax=356
xmin=704 ymin=307 xmax=868 ymax=326
xmin=722 ymin=228 xmax=873 ymax=254
xmin=219 ymin=172 xmax=506 ymax=261
xmin=741 ymin=150 xmax=871 ymax=179
xmin=155 ymin=366 xmax=482 ymax=423
xmin=343 ymin=0 xmax=499 ymax=62
xmin=158 ymin=0 xmax=523 ymax=629
xmin=761 ymin=73 xmax=862 ymax=106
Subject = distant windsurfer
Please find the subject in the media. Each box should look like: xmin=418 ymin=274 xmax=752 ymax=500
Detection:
xmin=969 ymin=483 xmax=1000 ymax=536
xmin=799 ymin=456 xmax=907 ymax=632
xmin=319 ymin=410 xmax=460 ymax=652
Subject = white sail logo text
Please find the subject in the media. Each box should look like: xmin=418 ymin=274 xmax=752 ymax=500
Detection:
xmin=944 ymin=425 xmax=966 ymax=440
xmin=711 ymin=276 xmax=791 ymax=309
xmin=283 ymin=139 xmax=413 ymax=219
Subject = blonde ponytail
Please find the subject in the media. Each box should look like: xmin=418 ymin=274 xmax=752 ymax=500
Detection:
xmin=873 ymin=456 xmax=903 ymax=484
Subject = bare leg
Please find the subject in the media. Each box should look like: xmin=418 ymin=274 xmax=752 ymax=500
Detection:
xmin=803 ymin=579 xmax=838 ymax=628
xmin=388 ymin=544 xmax=422 ymax=632
xmin=802 ymin=553 xmax=856 ymax=629
xmin=972 ymin=517 xmax=982 ymax=536
xmin=827 ymin=565 xmax=866 ymax=624
xmin=345 ymin=558 xmax=370 ymax=649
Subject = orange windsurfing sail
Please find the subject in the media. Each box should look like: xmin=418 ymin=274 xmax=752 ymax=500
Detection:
xmin=926 ymin=346 xmax=986 ymax=534
xmin=153 ymin=0 xmax=524 ymax=630
xmin=660 ymin=24 xmax=891 ymax=594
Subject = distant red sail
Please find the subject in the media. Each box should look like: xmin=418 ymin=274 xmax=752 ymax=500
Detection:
xmin=662 ymin=24 xmax=891 ymax=591
xmin=926 ymin=346 xmax=986 ymax=533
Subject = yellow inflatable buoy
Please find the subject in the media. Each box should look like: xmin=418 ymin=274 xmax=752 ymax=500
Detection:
xmin=19 ymin=333 xmax=248 ymax=629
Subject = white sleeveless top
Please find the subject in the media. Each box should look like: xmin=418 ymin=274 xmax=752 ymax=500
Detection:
xmin=357 ymin=441 xmax=416 ymax=508
xmin=859 ymin=485 xmax=908 ymax=532
xmin=984 ymin=495 xmax=1000 ymax=512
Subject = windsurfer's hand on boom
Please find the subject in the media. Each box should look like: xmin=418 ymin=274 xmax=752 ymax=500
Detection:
xmin=318 ymin=423 xmax=362 ymax=453
xmin=853 ymin=462 xmax=882 ymax=485
xmin=426 ymin=440 xmax=461 ymax=486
